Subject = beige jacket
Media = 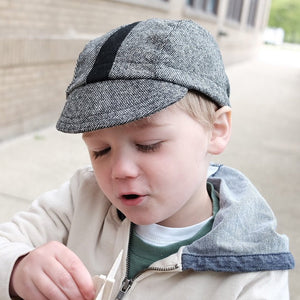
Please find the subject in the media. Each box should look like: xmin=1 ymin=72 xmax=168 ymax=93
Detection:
xmin=0 ymin=167 xmax=291 ymax=299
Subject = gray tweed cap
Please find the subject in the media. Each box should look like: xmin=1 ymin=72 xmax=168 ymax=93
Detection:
xmin=56 ymin=18 xmax=230 ymax=133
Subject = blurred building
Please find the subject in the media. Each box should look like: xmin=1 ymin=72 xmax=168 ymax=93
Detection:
xmin=264 ymin=27 xmax=285 ymax=45
xmin=0 ymin=0 xmax=271 ymax=140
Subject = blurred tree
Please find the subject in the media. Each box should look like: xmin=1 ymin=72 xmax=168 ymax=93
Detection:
xmin=268 ymin=0 xmax=300 ymax=43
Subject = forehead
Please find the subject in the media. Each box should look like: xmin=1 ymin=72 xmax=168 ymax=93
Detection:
xmin=126 ymin=104 xmax=182 ymax=128
xmin=127 ymin=114 xmax=164 ymax=129
xmin=82 ymin=109 xmax=172 ymax=140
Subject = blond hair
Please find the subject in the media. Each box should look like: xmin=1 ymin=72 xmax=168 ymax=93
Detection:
xmin=174 ymin=91 xmax=217 ymax=130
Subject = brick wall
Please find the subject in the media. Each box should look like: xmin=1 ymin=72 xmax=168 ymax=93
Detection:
xmin=0 ymin=0 xmax=270 ymax=141
xmin=0 ymin=37 xmax=89 ymax=140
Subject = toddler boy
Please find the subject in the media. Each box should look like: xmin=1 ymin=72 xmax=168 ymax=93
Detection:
xmin=0 ymin=19 xmax=294 ymax=300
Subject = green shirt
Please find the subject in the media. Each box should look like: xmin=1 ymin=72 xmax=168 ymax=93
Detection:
xmin=128 ymin=182 xmax=219 ymax=279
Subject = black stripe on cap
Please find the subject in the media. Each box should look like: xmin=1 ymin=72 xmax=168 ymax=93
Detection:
xmin=86 ymin=21 xmax=140 ymax=84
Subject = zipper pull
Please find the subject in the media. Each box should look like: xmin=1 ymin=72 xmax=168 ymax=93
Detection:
xmin=115 ymin=278 xmax=133 ymax=300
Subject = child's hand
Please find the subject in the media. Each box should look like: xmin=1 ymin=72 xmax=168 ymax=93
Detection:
xmin=9 ymin=241 xmax=96 ymax=300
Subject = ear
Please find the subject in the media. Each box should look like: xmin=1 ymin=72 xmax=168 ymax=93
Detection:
xmin=208 ymin=106 xmax=232 ymax=155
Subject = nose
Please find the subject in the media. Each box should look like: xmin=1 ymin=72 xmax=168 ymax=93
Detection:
xmin=111 ymin=149 xmax=140 ymax=180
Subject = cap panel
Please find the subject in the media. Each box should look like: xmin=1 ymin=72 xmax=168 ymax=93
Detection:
xmin=66 ymin=26 xmax=124 ymax=95
xmin=109 ymin=19 xmax=230 ymax=106
xmin=110 ymin=19 xmax=178 ymax=79
xmin=86 ymin=21 xmax=140 ymax=84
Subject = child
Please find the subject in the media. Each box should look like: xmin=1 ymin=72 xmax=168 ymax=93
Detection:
xmin=0 ymin=19 xmax=294 ymax=300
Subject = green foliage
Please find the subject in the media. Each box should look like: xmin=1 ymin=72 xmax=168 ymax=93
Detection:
xmin=268 ymin=0 xmax=300 ymax=43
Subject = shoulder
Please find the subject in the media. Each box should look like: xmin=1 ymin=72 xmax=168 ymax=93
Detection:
xmin=237 ymin=270 xmax=290 ymax=299
xmin=70 ymin=165 xmax=96 ymax=185
xmin=68 ymin=166 xmax=113 ymax=218
xmin=69 ymin=166 xmax=103 ymax=197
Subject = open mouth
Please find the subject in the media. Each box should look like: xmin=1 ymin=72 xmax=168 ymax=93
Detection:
xmin=123 ymin=194 xmax=140 ymax=200
xmin=120 ymin=194 xmax=145 ymax=206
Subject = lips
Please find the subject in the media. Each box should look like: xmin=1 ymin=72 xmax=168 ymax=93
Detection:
xmin=120 ymin=193 xmax=146 ymax=206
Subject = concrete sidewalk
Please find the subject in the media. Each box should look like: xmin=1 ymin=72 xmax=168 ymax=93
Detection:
xmin=1 ymin=44 xmax=299 ymax=299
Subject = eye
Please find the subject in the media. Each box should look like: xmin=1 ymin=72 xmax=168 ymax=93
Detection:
xmin=136 ymin=142 xmax=161 ymax=153
xmin=92 ymin=147 xmax=111 ymax=159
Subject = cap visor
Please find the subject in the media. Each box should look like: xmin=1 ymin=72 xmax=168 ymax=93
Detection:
xmin=56 ymin=79 xmax=187 ymax=133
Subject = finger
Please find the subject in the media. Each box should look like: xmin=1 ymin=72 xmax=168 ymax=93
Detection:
xmin=11 ymin=255 xmax=50 ymax=300
xmin=54 ymin=244 xmax=95 ymax=299
xmin=15 ymin=271 xmax=49 ymax=300
xmin=42 ymin=256 xmax=84 ymax=300
xmin=33 ymin=271 xmax=69 ymax=300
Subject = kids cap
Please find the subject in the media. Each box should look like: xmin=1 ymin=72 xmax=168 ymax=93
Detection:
xmin=56 ymin=18 xmax=230 ymax=133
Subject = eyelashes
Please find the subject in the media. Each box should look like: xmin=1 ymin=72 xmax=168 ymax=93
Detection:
xmin=92 ymin=147 xmax=111 ymax=159
xmin=92 ymin=142 xmax=162 ymax=159
xmin=136 ymin=142 xmax=161 ymax=153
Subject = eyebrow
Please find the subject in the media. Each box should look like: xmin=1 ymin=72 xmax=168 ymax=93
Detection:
xmin=82 ymin=130 xmax=102 ymax=140
xmin=130 ymin=118 xmax=164 ymax=128
xmin=82 ymin=132 xmax=92 ymax=140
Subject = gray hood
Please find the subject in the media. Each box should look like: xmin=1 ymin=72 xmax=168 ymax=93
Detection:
xmin=182 ymin=164 xmax=295 ymax=272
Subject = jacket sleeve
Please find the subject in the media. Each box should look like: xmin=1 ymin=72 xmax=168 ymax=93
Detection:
xmin=237 ymin=270 xmax=290 ymax=300
xmin=0 ymin=171 xmax=78 ymax=299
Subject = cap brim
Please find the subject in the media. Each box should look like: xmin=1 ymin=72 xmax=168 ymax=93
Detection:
xmin=56 ymin=79 xmax=188 ymax=133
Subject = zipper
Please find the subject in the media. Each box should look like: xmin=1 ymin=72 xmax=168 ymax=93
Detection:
xmin=147 ymin=265 xmax=179 ymax=273
xmin=115 ymin=278 xmax=133 ymax=300
xmin=114 ymin=223 xmax=180 ymax=299
xmin=115 ymin=264 xmax=179 ymax=299
xmin=115 ymin=223 xmax=133 ymax=300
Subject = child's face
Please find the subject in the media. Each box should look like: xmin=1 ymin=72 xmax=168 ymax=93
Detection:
xmin=83 ymin=105 xmax=213 ymax=227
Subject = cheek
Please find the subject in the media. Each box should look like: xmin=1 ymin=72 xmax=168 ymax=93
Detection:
xmin=149 ymin=151 xmax=196 ymax=187
xmin=158 ymin=143 xmax=208 ymax=190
